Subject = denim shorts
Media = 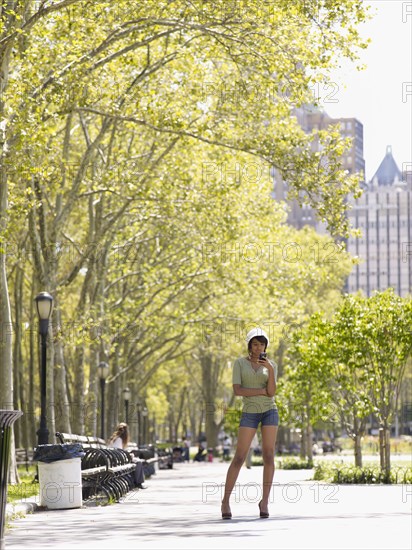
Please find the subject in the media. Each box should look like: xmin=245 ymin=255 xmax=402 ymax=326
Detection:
xmin=239 ymin=408 xmax=279 ymax=428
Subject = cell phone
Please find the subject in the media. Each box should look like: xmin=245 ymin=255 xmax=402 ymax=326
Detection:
xmin=259 ymin=352 xmax=267 ymax=360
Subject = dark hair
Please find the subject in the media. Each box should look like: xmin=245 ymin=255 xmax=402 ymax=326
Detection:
xmin=248 ymin=335 xmax=268 ymax=352
xmin=108 ymin=422 xmax=129 ymax=447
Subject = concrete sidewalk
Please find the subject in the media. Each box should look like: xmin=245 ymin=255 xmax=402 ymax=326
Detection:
xmin=4 ymin=462 xmax=412 ymax=550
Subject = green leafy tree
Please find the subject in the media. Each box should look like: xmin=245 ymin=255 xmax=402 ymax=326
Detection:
xmin=1 ymin=1 xmax=371 ymax=453
xmin=281 ymin=313 xmax=336 ymax=461
xmin=318 ymin=290 xmax=411 ymax=470
xmin=337 ymin=290 xmax=412 ymax=473
xmin=327 ymin=294 xmax=375 ymax=466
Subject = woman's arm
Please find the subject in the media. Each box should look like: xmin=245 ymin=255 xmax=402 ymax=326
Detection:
xmin=233 ymin=384 xmax=267 ymax=397
xmin=265 ymin=361 xmax=276 ymax=397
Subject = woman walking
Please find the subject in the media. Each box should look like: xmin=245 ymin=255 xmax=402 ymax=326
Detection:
xmin=221 ymin=328 xmax=278 ymax=519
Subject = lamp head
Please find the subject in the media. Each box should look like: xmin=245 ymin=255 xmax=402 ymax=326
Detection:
xmin=123 ymin=387 xmax=131 ymax=401
xmin=97 ymin=361 xmax=109 ymax=380
xmin=35 ymin=292 xmax=53 ymax=320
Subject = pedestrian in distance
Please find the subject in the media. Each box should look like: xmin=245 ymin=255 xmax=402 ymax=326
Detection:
xmin=108 ymin=422 xmax=147 ymax=489
xmin=221 ymin=328 xmax=278 ymax=519
xmin=182 ymin=435 xmax=191 ymax=462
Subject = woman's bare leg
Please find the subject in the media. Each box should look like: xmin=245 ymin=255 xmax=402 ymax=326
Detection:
xmin=222 ymin=427 xmax=256 ymax=512
xmin=260 ymin=425 xmax=278 ymax=513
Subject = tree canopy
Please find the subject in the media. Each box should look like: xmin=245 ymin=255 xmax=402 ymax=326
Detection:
xmin=0 ymin=1 xmax=372 ymax=451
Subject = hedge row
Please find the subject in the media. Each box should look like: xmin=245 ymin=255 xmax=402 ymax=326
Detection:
xmin=276 ymin=457 xmax=314 ymax=470
xmin=313 ymin=463 xmax=412 ymax=484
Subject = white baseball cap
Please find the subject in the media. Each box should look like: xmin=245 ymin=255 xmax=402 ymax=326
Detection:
xmin=245 ymin=327 xmax=269 ymax=346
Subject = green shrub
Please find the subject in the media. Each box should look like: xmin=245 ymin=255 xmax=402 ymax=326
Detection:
xmin=313 ymin=462 xmax=412 ymax=484
xmin=313 ymin=462 xmax=329 ymax=480
xmin=277 ymin=457 xmax=314 ymax=470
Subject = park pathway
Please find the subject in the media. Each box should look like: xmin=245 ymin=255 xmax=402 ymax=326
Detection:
xmin=5 ymin=461 xmax=411 ymax=550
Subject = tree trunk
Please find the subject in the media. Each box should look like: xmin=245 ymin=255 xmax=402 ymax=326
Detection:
xmin=299 ymin=428 xmax=305 ymax=460
xmin=72 ymin=342 xmax=86 ymax=435
xmin=384 ymin=427 xmax=391 ymax=474
xmin=0 ymin=188 xmax=19 ymax=485
xmin=379 ymin=425 xmax=391 ymax=474
xmin=107 ymin=350 xmax=120 ymax=437
xmin=353 ymin=416 xmax=363 ymax=467
xmin=205 ymin=400 xmax=219 ymax=451
xmin=13 ymin=265 xmax=24 ymax=448
xmin=1 ymin=30 xmax=17 ymax=481
xmin=86 ymin=345 xmax=99 ymax=436
xmin=173 ymin=389 xmax=186 ymax=441
xmin=354 ymin=434 xmax=363 ymax=467
xmin=71 ymin=265 xmax=95 ymax=434
xmin=28 ymin=284 xmax=37 ymax=448
xmin=306 ymin=423 xmax=313 ymax=462
xmin=300 ymin=424 xmax=313 ymax=461
xmin=379 ymin=427 xmax=385 ymax=471
xmin=200 ymin=351 xmax=225 ymax=449
xmin=168 ymin=395 xmax=175 ymax=442
xmin=53 ymin=307 xmax=72 ymax=434
xmin=45 ymin=324 xmax=56 ymax=443
xmin=187 ymin=387 xmax=198 ymax=443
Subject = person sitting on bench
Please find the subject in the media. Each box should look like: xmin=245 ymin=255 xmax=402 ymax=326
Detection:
xmin=108 ymin=422 xmax=147 ymax=489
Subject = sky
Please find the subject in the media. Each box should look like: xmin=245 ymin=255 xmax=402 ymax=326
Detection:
xmin=324 ymin=0 xmax=412 ymax=181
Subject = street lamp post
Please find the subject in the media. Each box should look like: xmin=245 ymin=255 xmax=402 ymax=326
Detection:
xmin=35 ymin=292 xmax=53 ymax=446
xmin=97 ymin=361 xmax=109 ymax=440
xmin=122 ymin=387 xmax=131 ymax=424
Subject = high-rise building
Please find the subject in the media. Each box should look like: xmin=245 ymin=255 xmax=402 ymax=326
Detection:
xmin=274 ymin=106 xmax=411 ymax=297
xmin=273 ymin=106 xmax=365 ymax=231
xmin=346 ymin=146 xmax=412 ymax=297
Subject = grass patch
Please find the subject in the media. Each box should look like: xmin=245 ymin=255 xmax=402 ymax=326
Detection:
xmin=7 ymin=466 xmax=39 ymax=504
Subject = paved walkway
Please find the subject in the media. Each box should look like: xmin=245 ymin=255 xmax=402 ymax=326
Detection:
xmin=5 ymin=462 xmax=412 ymax=550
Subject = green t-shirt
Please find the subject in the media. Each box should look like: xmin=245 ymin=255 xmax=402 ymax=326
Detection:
xmin=232 ymin=357 xmax=278 ymax=414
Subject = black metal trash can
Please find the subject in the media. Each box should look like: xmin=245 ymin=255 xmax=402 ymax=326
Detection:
xmin=0 ymin=409 xmax=23 ymax=550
